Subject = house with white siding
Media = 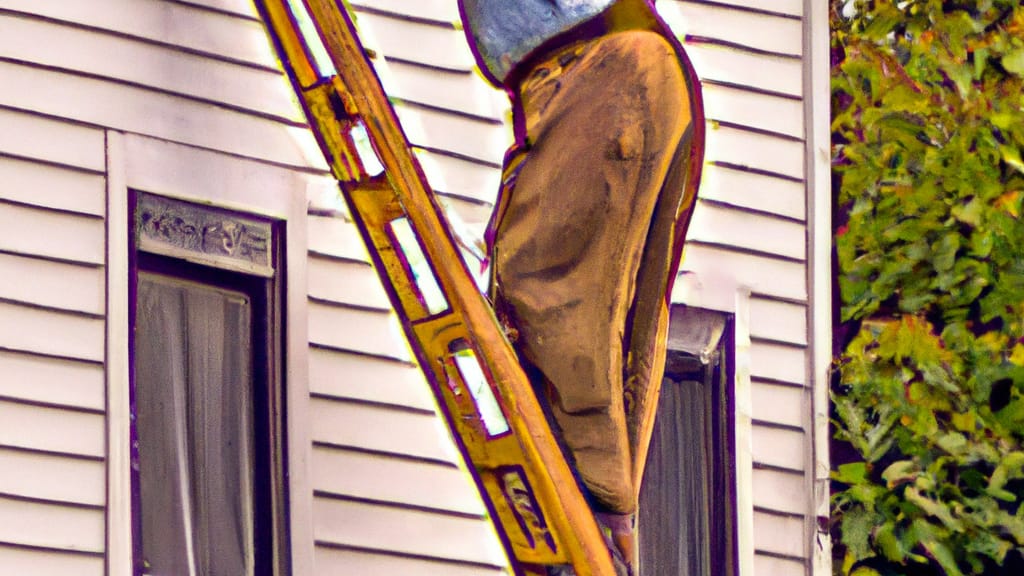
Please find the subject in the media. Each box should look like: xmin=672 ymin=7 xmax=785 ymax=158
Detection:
xmin=0 ymin=1 xmax=830 ymax=575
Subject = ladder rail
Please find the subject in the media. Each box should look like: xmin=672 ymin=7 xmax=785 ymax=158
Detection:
xmin=255 ymin=2 xmax=616 ymax=574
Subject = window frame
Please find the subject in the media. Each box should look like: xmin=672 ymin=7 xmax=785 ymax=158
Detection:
xmin=127 ymin=191 xmax=291 ymax=576
xmin=638 ymin=307 xmax=738 ymax=576
xmin=106 ymin=133 xmax=316 ymax=576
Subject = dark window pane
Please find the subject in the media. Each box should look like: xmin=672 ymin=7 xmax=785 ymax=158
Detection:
xmin=639 ymin=377 xmax=712 ymax=576
xmin=135 ymin=273 xmax=254 ymax=576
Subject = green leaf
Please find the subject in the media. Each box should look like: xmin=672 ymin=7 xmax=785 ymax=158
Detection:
xmin=1000 ymin=143 xmax=1024 ymax=175
xmin=995 ymin=398 xmax=1024 ymax=431
xmin=841 ymin=506 xmax=878 ymax=561
xmin=974 ymin=47 xmax=989 ymax=80
xmin=998 ymin=507 xmax=1024 ymax=543
xmin=1002 ymin=49 xmax=1024 ymax=77
xmin=950 ymin=411 xmax=977 ymax=433
xmin=937 ymin=432 xmax=968 ymax=456
xmin=952 ymin=198 xmax=985 ymax=226
xmin=963 ymin=531 xmax=1011 ymax=564
xmin=882 ymin=460 xmax=919 ymax=488
xmin=874 ymin=521 xmax=905 ymax=562
xmin=913 ymin=519 xmax=963 ymax=576
xmin=835 ymin=462 xmax=870 ymax=485
xmin=987 ymin=451 xmax=1024 ymax=500
xmin=923 ymin=538 xmax=965 ymax=576
xmin=906 ymin=487 xmax=963 ymax=531
xmin=941 ymin=60 xmax=974 ymax=97
xmin=933 ymin=234 xmax=960 ymax=272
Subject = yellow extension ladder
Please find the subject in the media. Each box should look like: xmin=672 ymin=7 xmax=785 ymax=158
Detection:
xmin=255 ymin=2 xmax=617 ymax=575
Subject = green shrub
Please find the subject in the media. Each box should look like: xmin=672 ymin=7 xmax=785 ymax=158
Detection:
xmin=832 ymin=1 xmax=1024 ymax=573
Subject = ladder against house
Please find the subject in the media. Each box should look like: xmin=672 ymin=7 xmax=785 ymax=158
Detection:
xmin=255 ymin=2 xmax=617 ymax=574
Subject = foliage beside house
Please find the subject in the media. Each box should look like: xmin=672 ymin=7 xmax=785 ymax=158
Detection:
xmin=831 ymin=0 xmax=1024 ymax=574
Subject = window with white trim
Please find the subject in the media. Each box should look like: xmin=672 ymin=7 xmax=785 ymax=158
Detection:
xmin=130 ymin=193 xmax=289 ymax=576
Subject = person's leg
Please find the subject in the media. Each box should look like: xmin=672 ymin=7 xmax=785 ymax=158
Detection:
xmin=623 ymin=128 xmax=698 ymax=484
xmin=492 ymin=30 xmax=693 ymax=517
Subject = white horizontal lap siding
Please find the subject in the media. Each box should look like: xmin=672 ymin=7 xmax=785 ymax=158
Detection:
xmin=308 ymin=214 xmax=373 ymax=263
xmin=0 ymin=12 xmax=300 ymax=123
xmin=705 ymin=0 xmax=803 ymax=19
xmin=0 ymin=494 xmax=105 ymax=548
xmin=0 ymin=449 xmax=105 ymax=507
xmin=308 ymin=254 xmax=392 ymax=310
xmin=312 ymin=445 xmax=487 ymax=516
xmin=668 ymin=0 xmax=812 ymax=569
xmin=384 ymin=59 xmax=509 ymax=120
xmin=0 ymin=4 xmax=324 ymax=171
xmin=317 ymin=546 xmax=507 ymax=576
xmin=0 ymin=241 xmax=104 ymax=319
xmin=752 ymin=426 xmax=806 ymax=473
xmin=0 ymin=157 xmax=105 ymax=216
xmin=752 ymin=468 xmax=806 ymax=517
xmin=311 ymin=396 xmax=460 ymax=462
xmin=684 ymin=44 xmax=803 ymax=97
xmin=686 ymin=200 xmax=806 ymax=261
xmin=0 ymin=202 xmax=105 ymax=266
xmin=350 ymin=0 xmax=459 ymax=23
xmin=750 ymin=381 xmax=805 ymax=430
xmin=416 ymin=149 xmax=504 ymax=205
xmin=177 ymin=0 xmax=260 ymax=19
xmin=0 ymin=104 xmax=108 ymax=571
xmin=308 ymin=301 xmax=413 ymax=361
xmin=749 ymin=298 xmax=808 ymax=346
xmin=699 ymin=164 xmax=806 ymax=221
xmin=753 ymin=510 xmax=806 ymax=559
xmin=0 ymin=0 xmax=277 ymax=68
xmin=349 ymin=4 xmax=507 ymax=241
xmin=754 ymin=553 xmax=806 ymax=576
xmin=353 ymin=10 xmax=475 ymax=71
xmin=666 ymin=2 xmax=802 ymax=55
xmin=0 ymin=60 xmax=318 ymax=169
xmin=0 ymin=400 xmax=104 ymax=461
xmin=314 ymin=498 xmax=507 ymax=567
xmin=0 ymin=108 xmax=105 ymax=172
xmin=0 ymin=1 xmax=337 ymax=573
xmin=309 ymin=347 xmax=438 ymax=411
xmin=306 ymin=192 xmax=508 ymax=571
xmin=0 ymin=545 xmax=104 ymax=576
xmin=394 ymin=103 xmax=507 ymax=165
xmin=0 ymin=350 xmax=105 ymax=413
xmin=702 ymin=84 xmax=805 ymax=139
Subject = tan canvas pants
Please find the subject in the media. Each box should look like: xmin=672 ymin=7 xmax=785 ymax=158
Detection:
xmin=490 ymin=29 xmax=698 ymax=515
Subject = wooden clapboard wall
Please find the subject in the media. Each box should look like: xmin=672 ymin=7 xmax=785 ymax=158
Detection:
xmin=0 ymin=0 xmax=507 ymax=574
xmin=346 ymin=1 xmax=816 ymax=575
xmin=305 ymin=208 xmax=510 ymax=576
xmin=662 ymin=3 xmax=812 ymax=575
xmin=664 ymin=5 xmax=812 ymax=574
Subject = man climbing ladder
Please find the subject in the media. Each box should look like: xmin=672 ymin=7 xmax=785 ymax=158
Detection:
xmin=258 ymin=0 xmax=702 ymax=572
xmin=459 ymin=1 xmax=705 ymax=572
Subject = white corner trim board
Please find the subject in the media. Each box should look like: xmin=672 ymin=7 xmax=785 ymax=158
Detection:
xmin=105 ymin=130 xmax=132 ymax=576
xmin=732 ymin=288 xmax=757 ymax=576
xmin=805 ymin=0 xmax=834 ymax=573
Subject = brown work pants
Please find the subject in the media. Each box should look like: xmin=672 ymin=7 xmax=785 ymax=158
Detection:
xmin=491 ymin=30 xmax=697 ymax=514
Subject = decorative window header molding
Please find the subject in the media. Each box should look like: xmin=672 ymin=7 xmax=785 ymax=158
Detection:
xmin=136 ymin=193 xmax=275 ymax=277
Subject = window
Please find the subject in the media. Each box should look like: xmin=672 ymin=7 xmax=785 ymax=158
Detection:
xmin=638 ymin=306 xmax=736 ymax=576
xmin=130 ymin=193 xmax=288 ymax=576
